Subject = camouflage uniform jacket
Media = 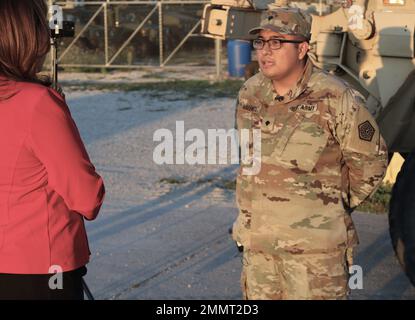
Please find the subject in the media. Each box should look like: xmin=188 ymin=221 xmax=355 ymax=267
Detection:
xmin=233 ymin=58 xmax=388 ymax=255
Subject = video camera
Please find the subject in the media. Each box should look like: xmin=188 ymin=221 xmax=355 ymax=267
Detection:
xmin=50 ymin=20 xmax=75 ymax=39
xmin=48 ymin=2 xmax=76 ymax=87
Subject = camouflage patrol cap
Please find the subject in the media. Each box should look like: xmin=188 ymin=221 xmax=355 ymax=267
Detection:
xmin=249 ymin=7 xmax=312 ymax=40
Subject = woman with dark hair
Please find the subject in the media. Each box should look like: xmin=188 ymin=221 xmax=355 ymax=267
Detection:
xmin=0 ymin=0 xmax=105 ymax=299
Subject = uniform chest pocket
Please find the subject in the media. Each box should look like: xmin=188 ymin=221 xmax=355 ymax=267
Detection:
xmin=260 ymin=113 xmax=329 ymax=172
xmin=279 ymin=118 xmax=329 ymax=172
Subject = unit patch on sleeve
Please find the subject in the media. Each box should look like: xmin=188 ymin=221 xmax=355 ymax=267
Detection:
xmin=358 ymin=120 xmax=375 ymax=142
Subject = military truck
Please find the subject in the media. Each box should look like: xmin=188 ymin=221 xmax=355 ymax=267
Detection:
xmin=200 ymin=0 xmax=415 ymax=285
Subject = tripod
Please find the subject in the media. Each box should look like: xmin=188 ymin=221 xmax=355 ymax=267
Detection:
xmin=50 ymin=36 xmax=59 ymax=91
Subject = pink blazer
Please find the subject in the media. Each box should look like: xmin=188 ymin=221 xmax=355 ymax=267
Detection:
xmin=0 ymin=79 xmax=105 ymax=274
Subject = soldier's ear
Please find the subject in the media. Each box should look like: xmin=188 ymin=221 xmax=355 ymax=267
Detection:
xmin=298 ymin=42 xmax=309 ymax=61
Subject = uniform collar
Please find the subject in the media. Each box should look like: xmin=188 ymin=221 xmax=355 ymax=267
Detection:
xmin=259 ymin=58 xmax=314 ymax=104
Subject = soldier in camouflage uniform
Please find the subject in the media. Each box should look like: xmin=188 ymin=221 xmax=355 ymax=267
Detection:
xmin=233 ymin=7 xmax=388 ymax=300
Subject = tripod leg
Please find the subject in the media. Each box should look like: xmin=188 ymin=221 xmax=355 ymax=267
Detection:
xmin=50 ymin=39 xmax=58 ymax=90
xmin=82 ymin=278 xmax=95 ymax=300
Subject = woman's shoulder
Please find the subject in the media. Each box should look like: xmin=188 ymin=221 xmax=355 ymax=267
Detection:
xmin=12 ymin=81 xmax=66 ymax=112
xmin=15 ymin=81 xmax=62 ymax=100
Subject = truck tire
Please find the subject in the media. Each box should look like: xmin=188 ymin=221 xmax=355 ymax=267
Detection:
xmin=389 ymin=152 xmax=415 ymax=286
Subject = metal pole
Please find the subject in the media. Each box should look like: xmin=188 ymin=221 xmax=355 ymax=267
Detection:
xmin=59 ymin=64 xmax=213 ymax=69
xmin=104 ymin=2 xmax=109 ymax=65
xmin=158 ymin=1 xmax=163 ymax=67
xmin=48 ymin=0 xmax=59 ymax=89
xmin=215 ymin=38 xmax=222 ymax=80
xmin=319 ymin=0 xmax=323 ymax=16
xmin=51 ymin=40 xmax=58 ymax=89
xmin=48 ymin=0 xmax=54 ymax=74
xmin=162 ymin=20 xmax=201 ymax=67
xmin=55 ymin=1 xmax=207 ymax=5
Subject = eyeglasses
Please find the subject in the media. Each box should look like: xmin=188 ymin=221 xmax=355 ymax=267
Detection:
xmin=253 ymin=38 xmax=304 ymax=50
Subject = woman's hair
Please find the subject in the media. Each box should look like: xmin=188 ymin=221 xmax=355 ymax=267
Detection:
xmin=0 ymin=0 xmax=51 ymax=89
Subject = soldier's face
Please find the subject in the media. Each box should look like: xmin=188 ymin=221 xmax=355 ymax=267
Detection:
xmin=256 ymin=30 xmax=308 ymax=81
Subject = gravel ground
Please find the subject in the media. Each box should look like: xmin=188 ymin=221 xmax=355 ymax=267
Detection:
xmin=62 ymin=75 xmax=415 ymax=300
